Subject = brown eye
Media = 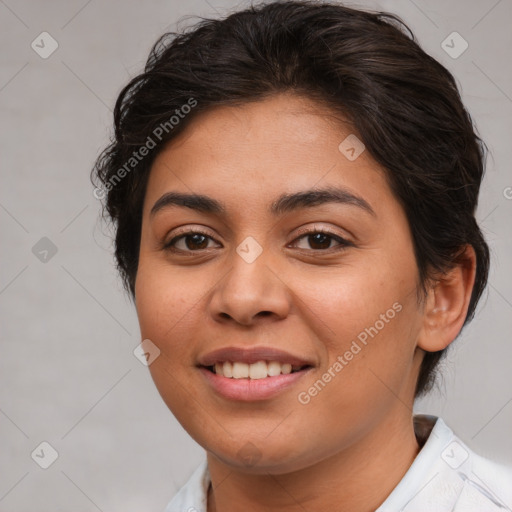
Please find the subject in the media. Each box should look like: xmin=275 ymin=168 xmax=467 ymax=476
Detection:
xmin=164 ymin=231 xmax=220 ymax=252
xmin=306 ymin=233 xmax=333 ymax=250
xmin=182 ymin=233 xmax=209 ymax=250
xmin=291 ymin=230 xmax=351 ymax=251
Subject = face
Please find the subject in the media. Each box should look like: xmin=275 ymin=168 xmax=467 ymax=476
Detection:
xmin=135 ymin=93 xmax=426 ymax=474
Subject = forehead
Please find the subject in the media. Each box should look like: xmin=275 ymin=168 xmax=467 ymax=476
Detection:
xmin=144 ymin=93 xmax=393 ymax=219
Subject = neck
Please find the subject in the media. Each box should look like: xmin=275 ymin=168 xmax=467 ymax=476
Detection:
xmin=206 ymin=412 xmax=420 ymax=512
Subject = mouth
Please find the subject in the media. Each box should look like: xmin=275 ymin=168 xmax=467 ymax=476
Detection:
xmin=202 ymin=361 xmax=313 ymax=379
xmin=197 ymin=346 xmax=315 ymax=401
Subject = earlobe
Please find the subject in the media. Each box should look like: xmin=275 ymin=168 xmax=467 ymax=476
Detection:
xmin=417 ymin=245 xmax=477 ymax=353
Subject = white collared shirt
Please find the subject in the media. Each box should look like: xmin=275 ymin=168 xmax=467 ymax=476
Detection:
xmin=163 ymin=415 xmax=512 ymax=512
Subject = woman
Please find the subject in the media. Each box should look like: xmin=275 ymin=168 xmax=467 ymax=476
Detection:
xmin=92 ymin=1 xmax=512 ymax=510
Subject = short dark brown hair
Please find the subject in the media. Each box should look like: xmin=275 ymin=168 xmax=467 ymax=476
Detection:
xmin=92 ymin=0 xmax=490 ymax=397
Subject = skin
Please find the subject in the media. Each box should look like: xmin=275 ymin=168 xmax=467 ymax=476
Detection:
xmin=135 ymin=92 xmax=476 ymax=512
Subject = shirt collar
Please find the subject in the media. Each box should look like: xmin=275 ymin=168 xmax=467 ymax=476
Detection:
xmin=163 ymin=414 xmax=510 ymax=512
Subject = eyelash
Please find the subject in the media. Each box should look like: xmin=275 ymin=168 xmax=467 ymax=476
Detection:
xmin=162 ymin=227 xmax=353 ymax=254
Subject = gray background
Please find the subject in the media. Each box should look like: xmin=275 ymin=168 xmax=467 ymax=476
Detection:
xmin=1 ymin=0 xmax=511 ymax=510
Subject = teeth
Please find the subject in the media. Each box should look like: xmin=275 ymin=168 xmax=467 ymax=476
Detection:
xmin=213 ymin=360 xmax=303 ymax=379
xmin=249 ymin=361 xmax=267 ymax=380
xmin=267 ymin=361 xmax=281 ymax=377
xmin=281 ymin=363 xmax=292 ymax=375
xmin=232 ymin=362 xmax=249 ymax=379
xmin=223 ymin=361 xmax=233 ymax=378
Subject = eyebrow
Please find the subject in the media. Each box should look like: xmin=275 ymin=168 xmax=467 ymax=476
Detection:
xmin=150 ymin=186 xmax=375 ymax=218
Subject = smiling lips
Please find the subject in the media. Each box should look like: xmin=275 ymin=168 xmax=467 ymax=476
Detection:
xmin=198 ymin=346 xmax=314 ymax=376
xmin=214 ymin=360 xmax=301 ymax=379
xmin=197 ymin=346 xmax=314 ymax=400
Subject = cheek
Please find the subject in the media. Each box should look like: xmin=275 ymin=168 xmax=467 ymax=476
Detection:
xmin=294 ymin=260 xmax=421 ymax=394
xmin=135 ymin=261 xmax=205 ymax=360
xmin=324 ymin=296 xmax=420 ymax=409
xmin=291 ymin=261 xmax=409 ymax=345
xmin=134 ymin=262 xmax=208 ymax=425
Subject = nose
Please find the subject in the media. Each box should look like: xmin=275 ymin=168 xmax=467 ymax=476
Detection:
xmin=208 ymin=247 xmax=291 ymax=327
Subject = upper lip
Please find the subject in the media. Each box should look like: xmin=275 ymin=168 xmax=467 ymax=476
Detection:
xmin=197 ymin=346 xmax=315 ymax=367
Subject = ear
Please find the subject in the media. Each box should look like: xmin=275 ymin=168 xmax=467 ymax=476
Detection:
xmin=417 ymin=245 xmax=477 ymax=353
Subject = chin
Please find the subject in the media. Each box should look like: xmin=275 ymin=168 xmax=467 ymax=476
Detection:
xmin=203 ymin=434 xmax=324 ymax=475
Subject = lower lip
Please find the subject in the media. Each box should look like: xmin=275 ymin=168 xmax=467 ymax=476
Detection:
xmin=199 ymin=367 xmax=312 ymax=401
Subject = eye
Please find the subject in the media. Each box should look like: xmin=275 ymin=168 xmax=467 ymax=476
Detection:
xmin=162 ymin=227 xmax=352 ymax=254
xmin=163 ymin=230 xmax=221 ymax=253
xmin=290 ymin=228 xmax=352 ymax=251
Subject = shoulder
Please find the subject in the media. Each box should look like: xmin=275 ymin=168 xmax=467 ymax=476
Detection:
xmin=424 ymin=416 xmax=512 ymax=511
xmin=378 ymin=415 xmax=512 ymax=512
xmin=461 ymin=447 xmax=512 ymax=509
